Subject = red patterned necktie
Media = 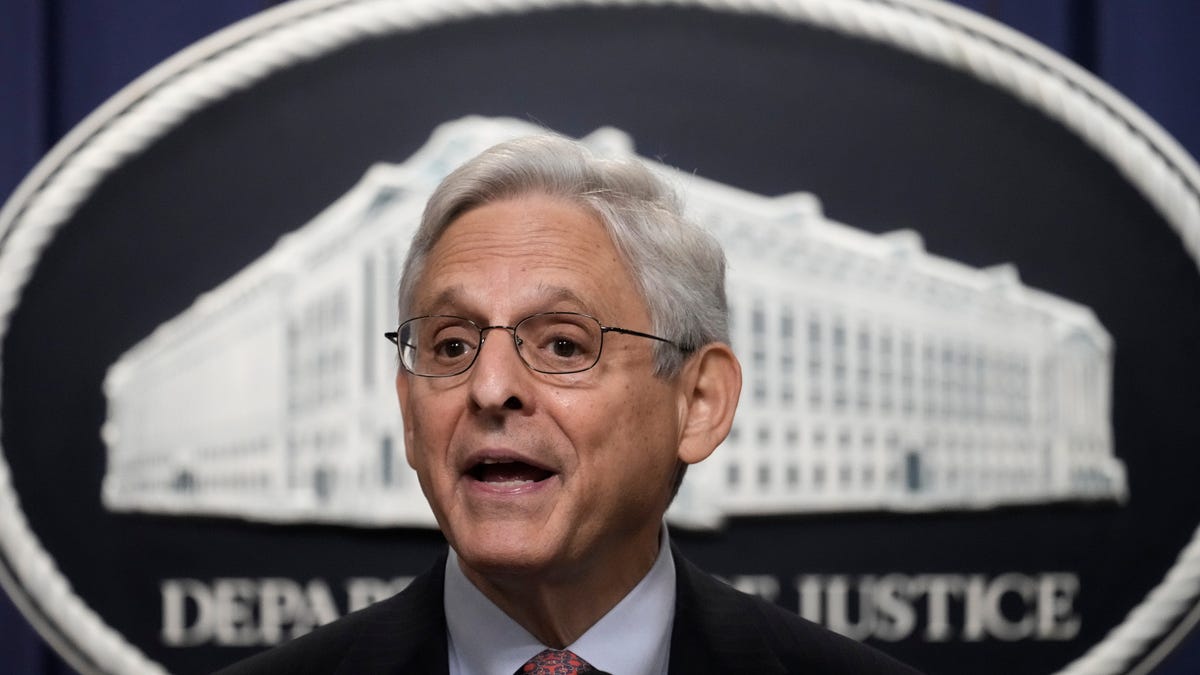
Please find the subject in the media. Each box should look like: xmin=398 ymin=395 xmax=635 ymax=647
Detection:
xmin=515 ymin=648 xmax=600 ymax=674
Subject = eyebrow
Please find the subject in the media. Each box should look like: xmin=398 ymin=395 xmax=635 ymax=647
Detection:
xmin=416 ymin=285 xmax=466 ymax=315
xmin=533 ymin=285 xmax=591 ymax=311
xmin=413 ymin=284 xmax=594 ymax=318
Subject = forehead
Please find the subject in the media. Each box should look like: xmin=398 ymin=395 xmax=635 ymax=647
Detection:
xmin=412 ymin=195 xmax=646 ymax=320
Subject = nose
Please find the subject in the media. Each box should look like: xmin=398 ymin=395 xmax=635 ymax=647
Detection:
xmin=467 ymin=326 xmax=527 ymax=413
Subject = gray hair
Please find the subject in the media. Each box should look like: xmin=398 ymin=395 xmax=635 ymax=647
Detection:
xmin=396 ymin=132 xmax=729 ymax=377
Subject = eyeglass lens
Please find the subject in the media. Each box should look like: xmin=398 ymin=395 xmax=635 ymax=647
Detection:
xmin=398 ymin=313 xmax=604 ymax=376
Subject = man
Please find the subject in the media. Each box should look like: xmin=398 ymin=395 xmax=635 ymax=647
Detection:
xmin=216 ymin=133 xmax=923 ymax=674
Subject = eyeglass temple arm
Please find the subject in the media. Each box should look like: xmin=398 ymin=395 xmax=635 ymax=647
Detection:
xmin=383 ymin=332 xmax=416 ymax=351
xmin=601 ymin=326 xmax=689 ymax=351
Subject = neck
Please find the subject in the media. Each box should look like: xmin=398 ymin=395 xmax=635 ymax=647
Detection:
xmin=457 ymin=528 xmax=662 ymax=648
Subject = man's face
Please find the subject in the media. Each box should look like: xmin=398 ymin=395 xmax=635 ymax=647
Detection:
xmin=396 ymin=194 xmax=688 ymax=586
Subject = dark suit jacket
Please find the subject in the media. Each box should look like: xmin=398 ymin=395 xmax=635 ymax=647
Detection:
xmin=214 ymin=548 xmax=923 ymax=674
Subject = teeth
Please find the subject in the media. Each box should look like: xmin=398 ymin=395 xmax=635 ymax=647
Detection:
xmin=481 ymin=458 xmax=505 ymax=465
xmin=490 ymin=479 xmax=534 ymax=486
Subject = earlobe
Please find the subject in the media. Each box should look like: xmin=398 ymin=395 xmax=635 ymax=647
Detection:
xmin=676 ymin=343 xmax=742 ymax=465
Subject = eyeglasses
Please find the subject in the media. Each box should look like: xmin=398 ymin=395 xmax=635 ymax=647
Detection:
xmin=384 ymin=312 xmax=682 ymax=377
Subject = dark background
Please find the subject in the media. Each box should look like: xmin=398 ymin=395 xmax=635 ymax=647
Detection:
xmin=2 ymin=1 xmax=1199 ymax=674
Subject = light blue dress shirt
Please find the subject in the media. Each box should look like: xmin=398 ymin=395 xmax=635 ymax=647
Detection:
xmin=445 ymin=528 xmax=675 ymax=675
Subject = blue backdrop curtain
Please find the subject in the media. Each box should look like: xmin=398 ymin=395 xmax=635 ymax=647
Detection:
xmin=1 ymin=1 xmax=1198 ymax=673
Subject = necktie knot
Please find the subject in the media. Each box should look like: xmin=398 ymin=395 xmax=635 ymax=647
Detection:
xmin=516 ymin=648 xmax=599 ymax=674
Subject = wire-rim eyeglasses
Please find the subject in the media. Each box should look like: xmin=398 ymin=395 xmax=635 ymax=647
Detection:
xmin=384 ymin=311 xmax=684 ymax=377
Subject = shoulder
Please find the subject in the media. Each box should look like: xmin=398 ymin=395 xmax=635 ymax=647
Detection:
xmin=672 ymin=552 xmax=924 ymax=675
xmin=211 ymin=558 xmax=447 ymax=675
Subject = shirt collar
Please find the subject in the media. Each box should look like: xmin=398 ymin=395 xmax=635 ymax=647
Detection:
xmin=445 ymin=527 xmax=676 ymax=675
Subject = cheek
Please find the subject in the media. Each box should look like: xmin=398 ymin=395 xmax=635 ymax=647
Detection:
xmin=574 ymin=383 xmax=678 ymax=476
xmin=403 ymin=396 xmax=456 ymax=471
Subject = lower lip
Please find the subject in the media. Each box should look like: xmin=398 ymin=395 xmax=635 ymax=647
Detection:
xmin=465 ymin=475 xmax=556 ymax=496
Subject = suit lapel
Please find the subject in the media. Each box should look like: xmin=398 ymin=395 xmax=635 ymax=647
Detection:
xmin=334 ymin=555 xmax=451 ymax=675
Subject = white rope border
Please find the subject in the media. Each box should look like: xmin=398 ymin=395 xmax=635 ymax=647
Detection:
xmin=0 ymin=0 xmax=1197 ymax=673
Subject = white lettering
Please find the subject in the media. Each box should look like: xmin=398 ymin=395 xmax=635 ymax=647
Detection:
xmin=794 ymin=572 xmax=1081 ymax=643
xmin=922 ymin=575 xmax=965 ymax=642
xmin=798 ymin=574 xmax=823 ymax=624
xmin=255 ymin=578 xmax=342 ymax=643
xmin=213 ymin=579 xmax=260 ymax=646
xmin=308 ymin=579 xmax=341 ymax=626
xmin=982 ymin=573 xmax=1037 ymax=641
xmin=873 ymin=574 xmax=917 ymax=642
xmin=257 ymin=579 xmax=306 ymax=644
xmin=963 ymin=574 xmax=988 ymax=641
xmin=162 ymin=571 xmax=1081 ymax=647
xmin=1037 ymin=573 xmax=1081 ymax=640
xmin=827 ymin=575 xmax=875 ymax=641
xmin=160 ymin=576 xmax=413 ymax=647
xmin=161 ymin=579 xmax=213 ymax=647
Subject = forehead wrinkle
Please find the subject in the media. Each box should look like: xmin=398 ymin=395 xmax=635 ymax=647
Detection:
xmin=415 ymin=283 xmax=602 ymax=323
xmin=415 ymin=197 xmax=644 ymax=322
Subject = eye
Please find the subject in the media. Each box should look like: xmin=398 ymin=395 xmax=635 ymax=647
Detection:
xmin=537 ymin=331 xmax=590 ymax=365
xmin=518 ymin=314 xmax=599 ymax=372
xmin=551 ymin=337 xmax=582 ymax=358
xmin=423 ymin=320 xmax=478 ymax=364
xmin=434 ymin=338 xmax=471 ymax=360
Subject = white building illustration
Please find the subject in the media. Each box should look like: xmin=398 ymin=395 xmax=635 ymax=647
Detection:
xmin=100 ymin=117 xmax=1126 ymax=529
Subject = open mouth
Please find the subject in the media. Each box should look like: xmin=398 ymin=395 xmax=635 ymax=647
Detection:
xmin=467 ymin=458 xmax=555 ymax=486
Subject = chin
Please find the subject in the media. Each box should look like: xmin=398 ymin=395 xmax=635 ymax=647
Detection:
xmin=457 ymin=545 xmax=554 ymax=581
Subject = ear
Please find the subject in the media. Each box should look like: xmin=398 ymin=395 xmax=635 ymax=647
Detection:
xmin=675 ymin=342 xmax=742 ymax=465
xmin=395 ymin=370 xmax=419 ymax=469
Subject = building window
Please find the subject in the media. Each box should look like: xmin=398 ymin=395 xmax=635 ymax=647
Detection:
xmin=809 ymin=387 xmax=823 ymax=410
xmin=879 ymin=328 xmax=893 ymax=414
xmin=922 ymin=342 xmax=936 ymax=419
xmin=941 ymin=344 xmax=955 ymax=419
xmin=857 ymin=325 xmax=871 ymax=412
xmin=808 ymin=315 xmax=823 ymax=409
xmin=901 ymin=335 xmax=915 ymax=416
xmin=781 ymin=308 xmax=795 ymax=406
xmin=362 ymin=254 xmax=376 ymax=389
xmin=753 ymin=304 xmax=767 ymax=402
xmin=380 ymin=436 xmax=394 ymax=487
xmin=958 ymin=347 xmax=972 ymax=419
xmin=786 ymin=427 xmax=799 ymax=449
xmin=833 ymin=319 xmax=847 ymax=412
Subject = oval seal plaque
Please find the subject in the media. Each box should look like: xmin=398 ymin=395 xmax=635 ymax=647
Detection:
xmin=1 ymin=1 xmax=1198 ymax=674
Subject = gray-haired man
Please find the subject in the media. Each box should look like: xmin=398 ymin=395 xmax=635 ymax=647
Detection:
xmin=217 ymin=133 xmax=923 ymax=675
